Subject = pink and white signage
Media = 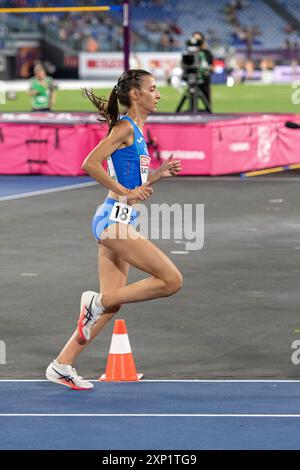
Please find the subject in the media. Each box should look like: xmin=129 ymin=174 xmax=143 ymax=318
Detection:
xmin=0 ymin=113 xmax=300 ymax=176
xmin=79 ymin=52 xmax=180 ymax=79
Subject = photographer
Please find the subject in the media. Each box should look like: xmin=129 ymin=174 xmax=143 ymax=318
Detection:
xmin=191 ymin=31 xmax=214 ymax=112
xmin=28 ymin=63 xmax=57 ymax=112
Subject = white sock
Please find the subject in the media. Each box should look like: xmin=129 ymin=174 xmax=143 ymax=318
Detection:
xmin=93 ymin=293 xmax=104 ymax=314
xmin=54 ymin=359 xmax=70 ymax=369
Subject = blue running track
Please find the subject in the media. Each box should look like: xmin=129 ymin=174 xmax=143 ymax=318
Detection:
xmin=0 ymin=381 xmax=300 ymax=450
xmin=0 ymin=175 xmax=95 ymax=200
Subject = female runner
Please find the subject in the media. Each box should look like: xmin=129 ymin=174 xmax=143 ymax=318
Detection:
xmin=46 ymin=69 xmax=183 ymax=390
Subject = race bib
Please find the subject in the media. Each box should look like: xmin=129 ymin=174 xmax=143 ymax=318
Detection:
xmin=140 ymin=155 xmax=151 ymax=184
xmin=109 ymin=202 xmax=133 ymax=225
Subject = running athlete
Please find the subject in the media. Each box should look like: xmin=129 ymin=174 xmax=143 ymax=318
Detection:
xmin=46 ymin=69 xmax=183 ymax=390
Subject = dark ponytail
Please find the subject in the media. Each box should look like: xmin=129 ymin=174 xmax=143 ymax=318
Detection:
xmin=85 ymin=69 xmax=152 ymax=134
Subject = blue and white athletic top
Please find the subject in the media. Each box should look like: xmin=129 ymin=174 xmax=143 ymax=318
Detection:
xmin=106 ymin=115 xmax=151 ymax=189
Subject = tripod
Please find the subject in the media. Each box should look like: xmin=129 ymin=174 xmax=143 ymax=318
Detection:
xmin=175 ymin=82 xmax=212 ymax=113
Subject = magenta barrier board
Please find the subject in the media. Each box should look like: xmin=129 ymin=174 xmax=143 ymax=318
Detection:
xmin=0 ymin=123 xmax=104 ymax=176
xmin=0 ymin=113 xmax=299 ymax=176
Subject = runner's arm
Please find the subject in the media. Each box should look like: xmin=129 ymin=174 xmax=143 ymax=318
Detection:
xmin=81 ymin=120 xmax=133 ymax=196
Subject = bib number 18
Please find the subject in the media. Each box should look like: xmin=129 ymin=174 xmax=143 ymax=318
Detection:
xmin=109 ymin=202 xmax=132 ymax=225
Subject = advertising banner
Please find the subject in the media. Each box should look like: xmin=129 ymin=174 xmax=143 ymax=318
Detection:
xmin=1 ymin=113 xmax=300 ymax=176
xmin=273 ymin=65 xmax=300 ymax=83
xmin=79 ymin=52 xmax=180 ymax=79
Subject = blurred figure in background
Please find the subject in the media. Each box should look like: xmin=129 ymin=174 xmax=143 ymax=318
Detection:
xmin=192 ymin=31 xmax=214 ymax=112
xmin=28 ymin=63 xmax=57 ymax=112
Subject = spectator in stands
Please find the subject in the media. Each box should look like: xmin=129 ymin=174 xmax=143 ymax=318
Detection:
xmin=159 ymin=31 xmax=174 ymax=51
xmin=28 ymin=63 xmax=57 ymax=112
xmin=85 ymin=34 xmax=100 ymax=52
xmin=245 ymin=59 xmax=254 ymax=80
xmin=282 ymin=38 xmax=291 ymax=50
xmin=283 ymin=24 xmax=295 ymax=34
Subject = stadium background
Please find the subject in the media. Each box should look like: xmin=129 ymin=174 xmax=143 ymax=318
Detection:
xmin=0 ymin=0 xmax=299 ymax=112
xmin=1 ymin=0 xmax=300 ymax=452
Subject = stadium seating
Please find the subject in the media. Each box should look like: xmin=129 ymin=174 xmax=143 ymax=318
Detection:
xmin=0 ymin=0 xmax=298 ymax=53
xmin=279 ymin=0 xmax=300 ymax=21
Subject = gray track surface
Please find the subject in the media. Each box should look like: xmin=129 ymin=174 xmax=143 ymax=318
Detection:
xmin=1 ymin=176 xmax=300 ymax=379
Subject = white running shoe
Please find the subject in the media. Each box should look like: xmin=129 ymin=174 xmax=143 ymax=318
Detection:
xmin=77 ymin=291 xmax=104 ymax=342
xmin=46 ymin=360 xmax=94 ymax=391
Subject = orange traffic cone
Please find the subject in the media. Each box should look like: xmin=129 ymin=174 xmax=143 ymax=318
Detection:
xmin=99 ymin=319 xmax=143 ymax=382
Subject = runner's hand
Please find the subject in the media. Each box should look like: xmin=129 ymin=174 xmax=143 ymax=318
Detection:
xmin=126 ymin=182 xmax=153 ymax=201
xmin=158 ymin=154 xmax=182 ymax=178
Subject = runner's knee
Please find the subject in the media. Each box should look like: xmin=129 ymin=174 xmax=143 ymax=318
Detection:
xmin=163 ymin=270 xmax=183 ymax=296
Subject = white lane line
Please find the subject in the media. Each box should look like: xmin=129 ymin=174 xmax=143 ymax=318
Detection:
xmin=21 ymin=273 xmax=39 ymax=277
xmin=0 ymin=413 xmax=300 ymax=417
xmin=170 ymin=251 xmax=189 ymax=254
xmin=0 ymin=379 xmax=299 ymax=383
xmin=0 ymin=181 xmax=98 ymax=202
xmin=142 ymin=379 xmax=300 ymax=383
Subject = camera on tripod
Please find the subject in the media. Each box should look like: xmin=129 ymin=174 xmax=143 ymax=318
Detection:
xmin=181 ymin=37 xmax=204 ymax=86
xmin=176 ymin=35 xmax=212 ymax=113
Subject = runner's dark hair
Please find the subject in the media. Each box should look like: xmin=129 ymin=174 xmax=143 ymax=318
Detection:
xmin=84 ymin=69 xmax=152 ymax=134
